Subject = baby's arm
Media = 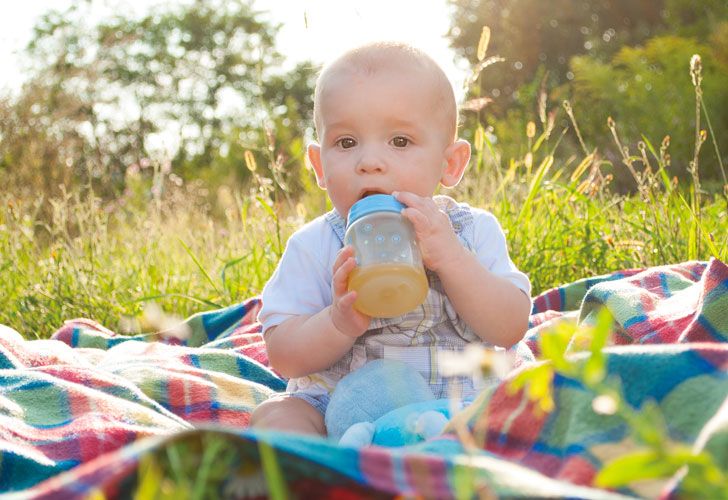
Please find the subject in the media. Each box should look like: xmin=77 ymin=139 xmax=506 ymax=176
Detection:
xmin=264 ymin=246 xmax=371 ymax=378
xmin=395 ymin=192 xmax=530 ymax=348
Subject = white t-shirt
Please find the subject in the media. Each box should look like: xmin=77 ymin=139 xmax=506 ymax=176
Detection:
xmin=259 ymin=204 xmax=531 ymax=333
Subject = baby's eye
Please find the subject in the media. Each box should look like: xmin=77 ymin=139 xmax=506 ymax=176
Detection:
xmin=336 ymin=137 xmax=357 ymax=149
xmin=390 ymin=136 xmax=410 ymax=148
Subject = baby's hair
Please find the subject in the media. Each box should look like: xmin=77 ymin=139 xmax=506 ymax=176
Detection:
xmin=313 ymin=41 xmax=458 ymax=142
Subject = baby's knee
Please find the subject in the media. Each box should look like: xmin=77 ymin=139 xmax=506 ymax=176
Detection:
xmin=250 ymin=395 xmax=325 ymax=435
xmin=250 ymin=396 xmax=284 ymax=426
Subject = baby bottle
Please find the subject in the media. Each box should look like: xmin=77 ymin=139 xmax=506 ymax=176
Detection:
xmin=345 ymin=194 xmax=428 ymax=318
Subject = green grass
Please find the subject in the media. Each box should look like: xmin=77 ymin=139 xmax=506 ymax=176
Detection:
xmin=0 ymin=133 xmax=725 ymax=339
xmin=2 ymin=44 xmax=726 ymax=339
xmin=0 ymin=53 xmax=726 ymax=498
xmin=0 ymin=123 xmax=726 ymax=500
xmin=0 ymin=183 xmax=294 ymax=339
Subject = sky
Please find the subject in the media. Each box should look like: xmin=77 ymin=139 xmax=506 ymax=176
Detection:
xmin=0 ymin=0 xmax=467 ymax=98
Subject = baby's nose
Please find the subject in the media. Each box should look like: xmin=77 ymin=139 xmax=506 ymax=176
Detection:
xmin=356 ymin=149 xmax=388 ymax=174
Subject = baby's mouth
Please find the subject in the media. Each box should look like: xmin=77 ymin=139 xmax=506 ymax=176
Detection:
xmin=360 ymin=190 xmax=387 ymax=200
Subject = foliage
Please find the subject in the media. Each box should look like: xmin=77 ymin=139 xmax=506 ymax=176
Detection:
xmin=0 ymin=0 xmax=315 ymax=198
xmin=448 ymin=0 xmax=669 ymax=112
xmin=511 ymin=309 xmax=728 ymax=498
xmin=1 ymin=2 xmax=728 ymax=496
xmin=2 ymin=86 xmax=725 ymax=337
xmin=0 ymin=84 xmax=86 ymax=196
xmin=0 ymin=175 xmax=298 ymax=339
xmin=570 ymin=35 xmax=728 ymax=184
xmin=664 ymin=0 xmax=728 ymax=39
xmin=447 ymin=0 xmax=728 ymax=185
xmin=134 ymin=432 xmax=248 ymax=499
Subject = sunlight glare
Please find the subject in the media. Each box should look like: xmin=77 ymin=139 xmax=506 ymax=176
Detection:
xmin=267 ymin=0 xmax=465 ymax=97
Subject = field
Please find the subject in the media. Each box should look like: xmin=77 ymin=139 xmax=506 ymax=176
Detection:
xmin=1 ymin=99 xmax=725 ymax=340
xmin=1 ymin=5 xmax=727 ymax=494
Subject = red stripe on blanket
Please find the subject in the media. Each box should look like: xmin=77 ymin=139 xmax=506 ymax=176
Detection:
xmin=485 ymin=385 xmax=549 ymax=460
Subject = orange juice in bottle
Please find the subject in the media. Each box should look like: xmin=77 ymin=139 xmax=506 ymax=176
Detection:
xmin=348 ymin=263 xmax=428 ymax=318
xmin=345 ymin=194 xmax=428 ymax=318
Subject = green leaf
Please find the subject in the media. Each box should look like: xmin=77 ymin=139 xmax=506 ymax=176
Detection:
xmin=632 ymin=400 xmax=668 ymax=448
xmin=508 ymin=363 xmax=555 ymax=413
xmin=591 ymin=307 xmax=614 ymax=352
xmin=452 ymin=461 xmax=478 ymax=500
xmin=135 ymin=453 xmax=162 ymax=499
xmin=509 ymin=363 xmax=550 ymax=393
xmin=595 ymin=449 xmax=680 ymax=487
xmin=582 ymin=353 xmax=606 ymax=386
xmin=582 ymin=307 xmax=613 ymax=385
xmin=259 ymin=440 xmax=290 ymax=500
xmin=538 ymin=325 xmax=574 ymax=373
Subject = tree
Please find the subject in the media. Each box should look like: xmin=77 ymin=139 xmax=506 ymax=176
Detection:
xmin=447 ymin=0 xmax=728 ymax=184
xmin=0 ymin=86 xmax=81 ymax=196
xmin=570 ymin=35 xmax=728 ymax=183
xmin=10 ymin=0 xmax=315 ymax=196
xmin=448 ymin=0 xmax=666 ymax=115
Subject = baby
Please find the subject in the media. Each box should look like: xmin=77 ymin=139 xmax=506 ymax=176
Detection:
xmin=251 ymin=42 xmax=531 ymax=436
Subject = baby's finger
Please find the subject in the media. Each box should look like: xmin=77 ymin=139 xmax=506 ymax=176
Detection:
xmin=330 ymin=289 xmax=370 ymax=338
xmin=332 ymin=245 xmax=355 ymax=272
xmin=332 ymin=256 xmax=357 ymax=296
xmin=395 ymin=191 xmax=441 ymax=218
xmin=393 ymin=190 xmax=426 ymax=209
xmin=401 ymin=206 xmax=430 ymax=229
xmin=335 ymin=290 xmax=358 ymax=310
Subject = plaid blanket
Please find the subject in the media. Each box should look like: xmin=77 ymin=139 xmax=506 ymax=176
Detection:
xmin=1 ymin=259 xmax=726 ymax=498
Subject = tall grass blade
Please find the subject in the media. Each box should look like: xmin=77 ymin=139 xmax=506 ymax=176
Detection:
xmin=641 ymin=135 xmax=672 ymax=192
xmin=699 ymin=97 xmax=727 ymax=187
xmin=221 ymin=255 xmax=247 ymax=294
xmin=165 ymin=444 xmax=190 ymax=492
xmin=135 ymin=454 xmax=162 ymax=499
xmin=569 ymin=152 xmax=595 ymax=186
xmin=258 ymin=441 xmax=290 ymax=500
xmin=178 ymin=238 xmax=222 ymax=295
xmin=191 ymin=435 xmax=225 ymax=500
xmin=134 ymin=293 xmax=223 ymax=310
xmin=482 ymin=130 xmax=501 ymax=171
xmin=518 ymin=155 xmax=554 ymax=222
xmin=678 ymin=194 xmax=721 ymax=258
xmin=256 ymin=196 xmax=283 ymax=256
xmin=531 ymin=129 xmax=550 ymax=153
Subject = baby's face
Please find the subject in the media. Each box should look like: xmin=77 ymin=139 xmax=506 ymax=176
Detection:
xmin=309 ymin=67 xmax=454 ymax=218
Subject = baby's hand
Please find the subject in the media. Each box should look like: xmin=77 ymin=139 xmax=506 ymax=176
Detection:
xmin=330 ymin=245 xmax=371 ymax=338
xmin=394 ymin=191 xmax=464 ymax=273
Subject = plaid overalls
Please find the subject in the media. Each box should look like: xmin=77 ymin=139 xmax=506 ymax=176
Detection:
xmin=288 ymin=196 xmax=489 ymax=411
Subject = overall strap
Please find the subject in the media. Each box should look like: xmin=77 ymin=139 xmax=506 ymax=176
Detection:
xmin=324 ymin=210 xmax=346 ymax=245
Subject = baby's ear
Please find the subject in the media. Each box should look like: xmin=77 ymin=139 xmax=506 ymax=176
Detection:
xmin=306 ymin=143 xmax=327 ymax=189
xmin=440 ymin=139 xmax=471 ymax=188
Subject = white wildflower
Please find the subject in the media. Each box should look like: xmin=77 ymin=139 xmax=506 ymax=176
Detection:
xmin=439 ymin=344 xmax=515 ymax=381
xmin=592 ymin=394 xmax=618 ymax=415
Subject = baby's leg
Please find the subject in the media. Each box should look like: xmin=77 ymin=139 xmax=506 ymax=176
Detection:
xmin=250 ymin=394 xmax=325 ymax=436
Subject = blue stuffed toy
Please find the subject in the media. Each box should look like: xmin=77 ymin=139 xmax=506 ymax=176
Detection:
xmin=324 ymin=359 xmax=464 ymax=447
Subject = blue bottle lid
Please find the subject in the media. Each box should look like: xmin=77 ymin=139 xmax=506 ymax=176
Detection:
xmin=346 ymin=194 xmax=405 ymax=227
